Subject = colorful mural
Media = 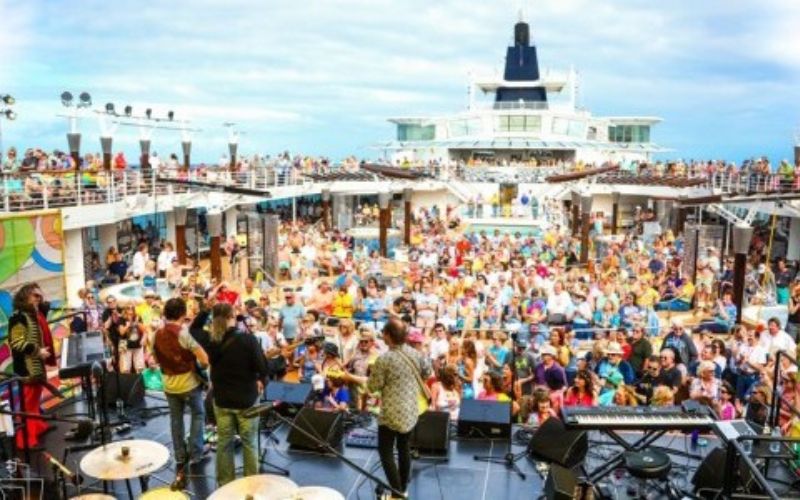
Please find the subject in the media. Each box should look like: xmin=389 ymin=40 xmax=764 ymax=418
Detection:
xmin=0 ymin=210 xmax=65 ymax=374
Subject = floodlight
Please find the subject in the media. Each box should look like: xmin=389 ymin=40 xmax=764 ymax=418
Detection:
xmin=167 ymin=110 xmax=174 ymax=121
xmin=61 ymin=91 xmax=74 ymax=106
xmin=124 ymin=105 xmax=132 ymax=117
xmin=3 ymin=109 xmax=16 ymax=120
xmin=145 ymin=108 xmax=152 ymax=119
xmin=78 ymin=92 xmax=92 ymax=107
xmin=105 ymin=102 xmax=115 ymax=114
xmin=1 ymin=94 xmax=14 ymax=105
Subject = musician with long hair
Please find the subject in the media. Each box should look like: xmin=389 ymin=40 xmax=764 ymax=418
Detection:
xmin=207 ymin=302 xmax=269 ymax=486
xmin=8 ymin=283 xmax=56 ymax=449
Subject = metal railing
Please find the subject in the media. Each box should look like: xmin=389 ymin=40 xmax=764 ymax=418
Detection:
xmin=2 ymin=165 xmax=800 ymax=213
xmin=0 ymin=166 xmax=307 ymax=212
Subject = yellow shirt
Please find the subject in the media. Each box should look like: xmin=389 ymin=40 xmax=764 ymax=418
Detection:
xmin=679 ymin=281 xmax=695 ymax=302
xmin=637 ymin=287 xmax=660 ymax=308
xmin=241 ymin=288 xmax=262 ymax=304
xmin=332 ymin=292 xmax=354 ymax=318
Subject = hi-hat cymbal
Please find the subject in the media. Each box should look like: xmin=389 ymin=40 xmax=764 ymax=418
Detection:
xmin=288 ymin=486 xmax=345 ymax=500
xmin=80 ymin=440 xmax=170 ymax=480
xmin=208 ymin=474 xmax=298 ymax=500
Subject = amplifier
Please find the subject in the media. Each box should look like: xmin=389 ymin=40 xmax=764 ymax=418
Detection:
xmin=457 ymin=400 xmax=511 ymax=440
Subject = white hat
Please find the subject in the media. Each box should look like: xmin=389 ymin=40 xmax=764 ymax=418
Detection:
xmin=540 ymin=344 xmax=557 ymax=357
xmin=671 ymin=317 xmax=683 ymax=328
xmin=605 ymin=342 xmax=624 ymax=355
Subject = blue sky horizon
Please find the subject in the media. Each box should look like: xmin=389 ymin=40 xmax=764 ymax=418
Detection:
xmin=1 ymin=0 xmax=798 ymax=164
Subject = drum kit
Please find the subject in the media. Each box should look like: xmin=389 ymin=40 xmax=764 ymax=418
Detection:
xmin=69 ymin=439 xmax=344 ymax=499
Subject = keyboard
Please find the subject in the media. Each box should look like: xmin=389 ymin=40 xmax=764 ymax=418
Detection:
xmin=561 ymin=405 xmax=715 ymax=431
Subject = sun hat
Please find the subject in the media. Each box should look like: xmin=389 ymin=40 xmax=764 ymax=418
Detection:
xmin=605 ymin=342 xmax=624 ymax=355
xmin=540 ymin=344 xmax=557 ymax=357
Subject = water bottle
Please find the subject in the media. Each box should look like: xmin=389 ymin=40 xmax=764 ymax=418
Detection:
xmin=770 ymin=427 xmax=782 ymax=454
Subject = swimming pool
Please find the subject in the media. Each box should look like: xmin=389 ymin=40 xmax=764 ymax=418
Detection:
xmin=465 ymin=222 xmax=544 ymax=238
xmin=100 ymin=279 xmax=173 ymax=306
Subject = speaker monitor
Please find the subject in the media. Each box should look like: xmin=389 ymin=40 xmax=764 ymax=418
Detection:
xmin=287 ymin=408 xmax=344 ymax=453
xmin=692 ymin=447 xmax=761 ymax=498
xmin=457 ymin=400 xmax=512 ymax=439
xmin=265 ymin=381 xmax=313 ymax=406
xmin=544 ymin=464 xmax=579 ymax=500
xmin=410 ymin=410 xmax=450 ymax=456
xmin=527 ymin=417 xmax=588 ymax=469
xmin=102 ymin=373 xmax=145 ymax=408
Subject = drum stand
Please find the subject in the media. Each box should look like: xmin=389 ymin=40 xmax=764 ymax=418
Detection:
xmin=257 ymin=415 xmax=290 ymax=476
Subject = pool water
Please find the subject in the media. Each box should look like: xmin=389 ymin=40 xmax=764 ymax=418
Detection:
xmin=466 ymin=223 xmax=543 ymax=238
xmin=117 ymin=280 xmax=174 ymax=300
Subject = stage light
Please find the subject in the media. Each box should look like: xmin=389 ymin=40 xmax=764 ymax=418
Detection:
xmin=61 ymin=91 xmax=74 ymax=106
xmin=124 ymin=105 xmax=132 ymax=117
xmin=1 ymin=94 xmax=14 ymax=105
xmin=105 ymin=102 xmax=115 ymax=114
xmin=3 ymin=109 xmax=16 ymax=120
xmin=145 ymin=108 xmax=152 ymax=119
xmin=167 ymin=110 xmax=174 ymax=121
xmin=78 ymin=92 xmax=92 ymax=107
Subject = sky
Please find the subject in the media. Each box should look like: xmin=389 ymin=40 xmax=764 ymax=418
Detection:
xmin=1 ymin=0 xmax=799 ymax=163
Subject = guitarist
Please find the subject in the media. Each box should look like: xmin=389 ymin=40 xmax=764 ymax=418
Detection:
xmin=367 ymin=318 xmax=430 ymax=500
xmin=150 ymin=297 xmax=209 ymax=483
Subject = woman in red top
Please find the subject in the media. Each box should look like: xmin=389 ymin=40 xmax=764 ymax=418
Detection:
xmin=563 ymin=369 xmax=597 ymax=407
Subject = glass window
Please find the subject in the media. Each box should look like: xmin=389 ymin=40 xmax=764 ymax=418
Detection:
xmin=496 ymin=116 xmax=511 ymax=133
xmin=397 ymin=124 xmax=435 ymax=141
xmin=509 ymin=116 xmax=525 ymax=132
xmin=525 ymin=116 xmax=541 ymax=132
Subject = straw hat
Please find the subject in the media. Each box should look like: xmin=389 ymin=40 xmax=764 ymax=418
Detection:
xmin=604 ymin=342 xmax=624 ymax=355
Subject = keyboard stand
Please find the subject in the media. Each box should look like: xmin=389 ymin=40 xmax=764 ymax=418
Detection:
xmin=585 ymin=429 xmax=667 ymax=484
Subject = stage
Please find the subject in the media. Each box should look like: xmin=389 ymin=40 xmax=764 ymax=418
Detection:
xmin=14 ymin=391 xmax=800 ymax=499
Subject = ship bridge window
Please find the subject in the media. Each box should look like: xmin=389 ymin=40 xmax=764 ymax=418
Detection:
xmin=496 ymin=115 xmax=540 ymax=133
xmin=448 ymin=119 xmax=481 ymax=138
xmin=552 ymin=118 xmax=586 ymax=138
xmin=608 ymin=125 xmax=650 ymax=143
xmin=397 ymin=124 xmax=435 ymax=141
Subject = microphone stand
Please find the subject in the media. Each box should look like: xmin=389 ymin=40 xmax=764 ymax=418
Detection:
xmin=247 ymin=405 xmax=405 ymax=499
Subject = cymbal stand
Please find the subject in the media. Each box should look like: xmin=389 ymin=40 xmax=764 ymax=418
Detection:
xmin=256 ymin=413 xmax=290 ymax=476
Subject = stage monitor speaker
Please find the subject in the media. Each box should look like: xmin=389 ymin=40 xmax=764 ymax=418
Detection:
xmin=544 ymin=464 xmax=580 ymax=500
xmin=287 ymin=408 xmax=344 ymax=453
xmin=692 ymin=447 xmax=761 ymax=498
xmin=265 ymin=381 xmax=313 ymax=406
xmin=102 ymin=373 xmax=145 ymax=408
xmin=527 ymin=417 xmax=588 ymax=469
xmin=410 ymin=411 xmax=450 ymax=456
xmin=457 ymin=400 xmax=511 ymax=439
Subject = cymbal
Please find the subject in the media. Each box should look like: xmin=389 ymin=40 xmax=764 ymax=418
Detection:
xmin=289 ymin=486 xmax=346 ymax=500
xmin=208 ymin=474 xmax=298 ymax=500
xmin=80 ymin=440 xmax=170 ymax=480
xmin=70 ymin=495 xmax=116 ymax=500
xmin=139 ymin=486 xmax=190 ymax=499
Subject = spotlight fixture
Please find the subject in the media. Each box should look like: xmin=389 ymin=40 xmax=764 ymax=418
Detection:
xmin=3 ymin=109 xmax=16 ymax=120
xmin=167 ymin=110 xmax=174 ymax=121
xmin=61 ymin=91 xmax=74 ymax=106
xmin=124 ymin=105 xmax=132 ymax=117
xmin=145 ymin=108 xmax=152 ymax=119
xmin=78 ymin=92 xmax=92 ymax=107
xmin=105 ymin=102 xmax=115 ymax=114
xmin=1 ymin=94 xmax=14 ymax=105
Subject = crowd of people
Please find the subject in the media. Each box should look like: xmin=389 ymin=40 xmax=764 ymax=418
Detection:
xmin=8 ymin=174 xmax=800 ymax=491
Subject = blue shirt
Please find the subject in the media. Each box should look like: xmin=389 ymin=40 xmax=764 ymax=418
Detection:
xmin=280 ymin=304 xmax=306 ymax=340
xmin=488 ymin=345 xmax=510 ymax=366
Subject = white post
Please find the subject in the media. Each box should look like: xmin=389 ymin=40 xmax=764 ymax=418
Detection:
xmin=64 ymin=228 xmax=86 ymax=307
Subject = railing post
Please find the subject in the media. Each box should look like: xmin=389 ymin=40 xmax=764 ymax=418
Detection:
xmin=3 ymin=174 xmax=10 ymax=212
xmin=123 ymin=170 xmax=128 ymax=198
xmin=151 ymin=168 xmax=156 ymax=195
xmin=109 ymin=171 xmax=115 ymax=203
xmin=76 ymin=171 xmax=82 ymax=206
xmin=43 ymin=184 xmax=49 ymax=210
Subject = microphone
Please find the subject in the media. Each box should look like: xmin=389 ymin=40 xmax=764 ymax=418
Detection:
xmin=43 ymin=452 xmax=83 ymax=485
xmin=242 ymin=401 xmax=279 ymax=419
